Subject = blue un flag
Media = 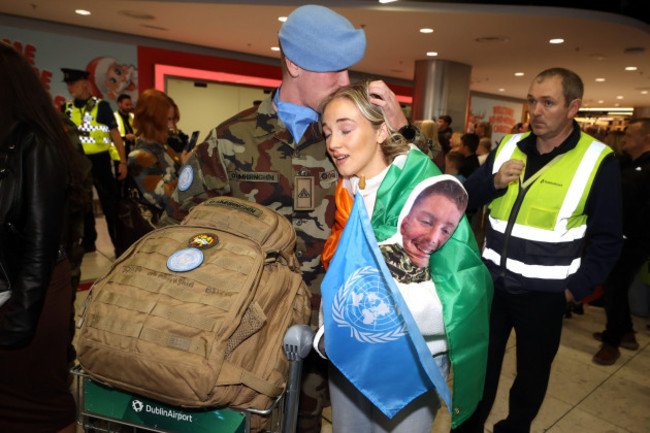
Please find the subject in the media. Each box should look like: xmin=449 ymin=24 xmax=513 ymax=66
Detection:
xmin=321 ymin=194 xmax=451 ymax=418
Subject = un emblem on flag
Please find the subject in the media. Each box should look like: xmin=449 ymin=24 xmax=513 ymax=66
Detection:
xmin=333 ymin=266 xmax=407 ymax=343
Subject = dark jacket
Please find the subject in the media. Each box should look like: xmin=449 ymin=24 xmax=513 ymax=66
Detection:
xmin=620 ymin=151 xmax=650 ymax=251
xmin=0 ymin=123 xmax=68 ymax=348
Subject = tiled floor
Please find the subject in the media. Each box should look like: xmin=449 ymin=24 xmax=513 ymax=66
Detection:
xmin=74 ymin=217 xmax=650 ymax=433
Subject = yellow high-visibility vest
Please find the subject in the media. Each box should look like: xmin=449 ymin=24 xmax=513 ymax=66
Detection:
xmin=483 ymin=132 xmax=613 ymax=289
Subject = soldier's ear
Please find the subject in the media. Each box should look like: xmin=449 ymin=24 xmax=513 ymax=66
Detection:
xmin=284 ymin=57 xmax=301 ymax=78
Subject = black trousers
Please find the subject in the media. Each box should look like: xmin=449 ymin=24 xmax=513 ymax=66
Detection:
xmin=453 ymin=286 xmax=566 ymax=433
xmin=84 ymin=151 xmax=117 ymax=248
xmin=602 ymin=239 xmax=647 ymax=346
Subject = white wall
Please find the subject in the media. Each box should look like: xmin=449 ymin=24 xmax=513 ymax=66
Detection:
xmin=166 ymin=78 xmax=269 ymax=144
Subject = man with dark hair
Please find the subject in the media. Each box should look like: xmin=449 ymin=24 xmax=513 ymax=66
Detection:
xmin=456 ymin=67 xmax=622 ymax=433
xmin=437 ymin=114 xmax=453 ymax=152
xmin=457 ymin=133 xmax=480 ymax=178
xmin=114 ymin=93 xmax=135 ymax=155
xmin=114 ymin=93 xmax=136 ymax=198
xmin=593 ymin=118 xmax=650 ymax=365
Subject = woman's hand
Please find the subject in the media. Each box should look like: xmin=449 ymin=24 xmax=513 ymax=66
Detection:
xmin=180 ymin=149 xmax=193 ymax=165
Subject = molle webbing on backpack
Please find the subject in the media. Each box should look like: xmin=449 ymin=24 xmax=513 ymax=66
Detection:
xmin=77 ymin=197 xmax=311 ymax=429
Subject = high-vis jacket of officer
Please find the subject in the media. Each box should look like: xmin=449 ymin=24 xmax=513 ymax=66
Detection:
xmin=483 ymin=131 xmax=613 ymax=294
xmin=111 ymin=111 xmax=134 ymax=161
xmin=114 ymin=111 xmax=134 ymax=138
xmin=64 ymin=97 xmax=111 ymax=155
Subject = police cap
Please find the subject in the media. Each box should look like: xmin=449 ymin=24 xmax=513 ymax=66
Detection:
xmin=61 ymin=68 xmax=89 ymax=84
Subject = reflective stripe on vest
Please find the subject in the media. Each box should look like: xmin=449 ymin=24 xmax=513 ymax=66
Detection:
xmin=483 ymin=132 xmax=612 ymax=282
xmin=65 ymin=98 xmax=111 ymax=155
xmin=114 ymin=111 xmax=134 ymax=137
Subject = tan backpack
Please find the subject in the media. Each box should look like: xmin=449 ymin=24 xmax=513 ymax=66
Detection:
xmin=76 ymin=197 xmax=311 ymax=415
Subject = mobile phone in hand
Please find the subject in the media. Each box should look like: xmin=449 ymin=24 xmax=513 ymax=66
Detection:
xmin=185 ymin=131 xmax=199 ymax=152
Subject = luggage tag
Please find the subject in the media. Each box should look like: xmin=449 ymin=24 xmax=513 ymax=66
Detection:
xmin=294 ymin=175 xmax=315 ymax=211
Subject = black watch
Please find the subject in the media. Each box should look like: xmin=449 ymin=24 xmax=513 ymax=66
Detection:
xmin=398 ymin=123 xmax=416 ymax=141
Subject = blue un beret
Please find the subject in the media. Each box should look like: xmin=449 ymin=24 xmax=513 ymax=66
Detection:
xmin=279 ymin=5 xmax=366 ymax=73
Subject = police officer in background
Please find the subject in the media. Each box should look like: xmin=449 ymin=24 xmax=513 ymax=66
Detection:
xmin=61 ymin=68 xmax=127 ymax=255
xmin=114 ymin=93 xmax=136 ymax=198
xmin=114 ymin=93 xmax=136 ymax=159
xmin=162 ymin=5 xmax=424 ymax=432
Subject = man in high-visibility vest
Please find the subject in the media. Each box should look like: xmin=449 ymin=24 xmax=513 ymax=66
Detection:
xmin=114 ymin=93 xmax=135 ymax=157
xmin=455 ymin=68 xmax=623 ymax=433
xmin=61 ymin=68 xmax=127 ymax=254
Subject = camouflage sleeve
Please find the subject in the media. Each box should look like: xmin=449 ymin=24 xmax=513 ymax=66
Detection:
xmin=160 ymin=130 xmax=231 ymax=226
xmin=128 ymin=147 xmax=179 ymax=211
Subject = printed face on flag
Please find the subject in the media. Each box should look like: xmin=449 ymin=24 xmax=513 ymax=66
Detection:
xmin=400 ymin=193 xmax=464 ymax=267
xmin=321 ymin=193 xmax=451 ymax=419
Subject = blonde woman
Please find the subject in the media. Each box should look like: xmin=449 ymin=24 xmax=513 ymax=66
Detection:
xmin=318 ymin=82 xmax=492 ymax=432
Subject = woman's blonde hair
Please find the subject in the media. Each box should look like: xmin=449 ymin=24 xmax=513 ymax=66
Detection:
xmin=450 ymin=131 xmax=463 ymax=148
xmin=320 ymin=81 xmax=410 ymax=164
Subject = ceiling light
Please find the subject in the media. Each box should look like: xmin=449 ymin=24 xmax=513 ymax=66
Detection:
xmin=514 ymin=72 xmax=524 ymax=77
xmin=615 ymin=103 xmax=620 ymax=107
xmin=278 ymin=16 xmax=287 ymax=22
xmin=420 ymin=28 xmax=434 ymax=34
xmin=498 ymin=88 xmax=505 ymax=92
xmin=271 ymin=46 xmax=280 ymax=52
xmin=598 ymin=100 xmax=604 ymax=104
xmin=625 ymin=66 xmax=638 ymax=71
xmin=549 ymin=38 xmax=564 ymax=44
xmin=426 ymin=51 xmax=438 ymax=57
xmin=616 ymin=96 xmax=624 ymax=99
xmin=379 ymin=0 xmax=398 ymax=3
xmin=595 ymin=78 xmax=605 ymax=82
xmin=642 ymin=90 xmax=649 ymax=95
xmin=75 ymin=9 xmax=91 ymax=16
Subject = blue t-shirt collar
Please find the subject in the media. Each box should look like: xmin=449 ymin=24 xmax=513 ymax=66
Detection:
xmin=273 ymin=87 xmax=319 ymax=143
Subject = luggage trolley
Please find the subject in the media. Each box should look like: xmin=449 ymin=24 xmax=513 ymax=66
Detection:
xmin=72 ymin=325 xmax=314 ymax=433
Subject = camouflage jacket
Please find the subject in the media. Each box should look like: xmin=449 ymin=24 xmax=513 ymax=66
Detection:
xmin=128 ymin=139 xmax=182 ymax=211
xmin=163 ymin=95 xmax=340 ymax=293
xmin=163 ymin=93 xmax=427 ymax=293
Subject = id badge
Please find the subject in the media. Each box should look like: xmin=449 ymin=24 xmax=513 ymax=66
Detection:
xmin=294 ymin=176 xmax=315 ymax=211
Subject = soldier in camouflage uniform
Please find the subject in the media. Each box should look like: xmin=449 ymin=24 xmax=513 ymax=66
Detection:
xmin=161 ymin=5 xmax=425 ymax=432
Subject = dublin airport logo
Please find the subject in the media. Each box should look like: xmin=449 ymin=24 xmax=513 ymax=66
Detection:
xmin=131 ymin=400 xmax=144 ymax=413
